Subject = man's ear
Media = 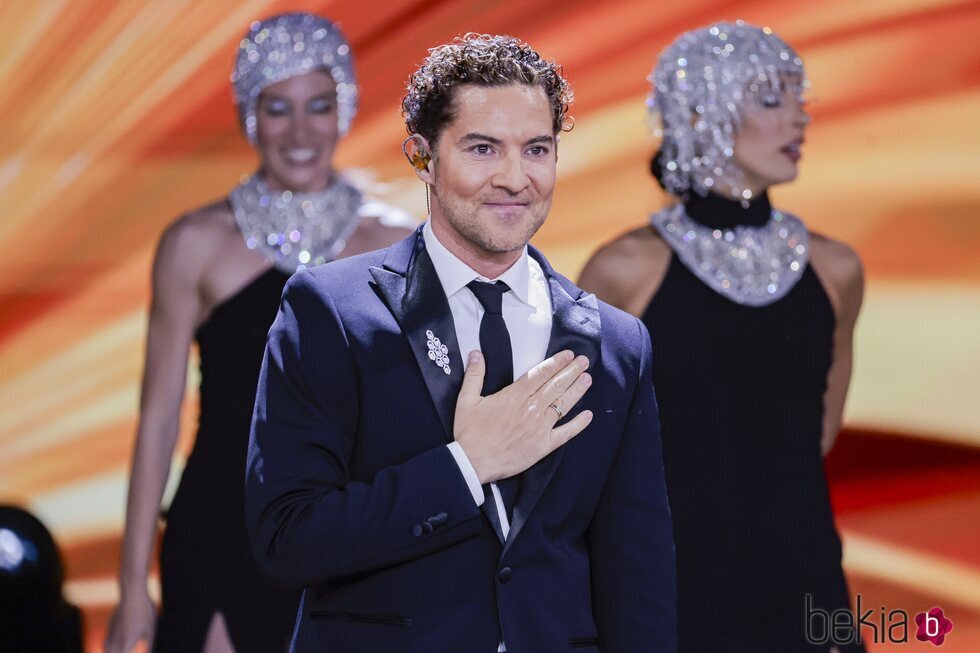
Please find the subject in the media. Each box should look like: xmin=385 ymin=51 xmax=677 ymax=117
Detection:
xmin=402 ymin=134 xmax=435 ymax=184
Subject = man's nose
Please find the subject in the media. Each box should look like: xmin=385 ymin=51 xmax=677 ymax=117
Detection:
xmin=492 ymin=150 xmax=529 ymax=193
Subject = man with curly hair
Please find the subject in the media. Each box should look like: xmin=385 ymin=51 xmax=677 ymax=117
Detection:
xmin=246 ymin=34 xmax=676 ymax=652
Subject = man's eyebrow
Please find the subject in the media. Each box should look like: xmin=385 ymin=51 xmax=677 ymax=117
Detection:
xmin=458 ymin=133 xmax=503 ymax=145
xmin=525 ymin=135 xmax=555 ymax=146
xmin=457 ymin=134 xmax=556 ymax=146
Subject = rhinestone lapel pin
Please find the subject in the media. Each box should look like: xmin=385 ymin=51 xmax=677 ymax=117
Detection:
xmin=425 ymin=330 xmax=451 ymax=375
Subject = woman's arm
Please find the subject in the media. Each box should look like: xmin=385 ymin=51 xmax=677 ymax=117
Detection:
xmin=809 ymin=234 xmax=865 ymax=455
xmin=105 ymin=215 xmax=208 ymax=653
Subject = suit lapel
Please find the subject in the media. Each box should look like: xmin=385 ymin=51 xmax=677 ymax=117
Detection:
xmin=503 ymin=246 xmax=602 ymax=555
xmin=369 ymin=227 xmax=464 ymax=443
xmin=370 ymin=228 xmax=507 ymax=544
xmin=369 ymin=234 xmax=602 ymax=549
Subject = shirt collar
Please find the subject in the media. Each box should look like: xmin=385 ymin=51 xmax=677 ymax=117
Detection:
xmin=422 ymin=220 xmax=532 ymax=306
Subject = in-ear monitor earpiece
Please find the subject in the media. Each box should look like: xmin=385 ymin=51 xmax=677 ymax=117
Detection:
xmin=411 ymin=151 xmax=431 ymax=171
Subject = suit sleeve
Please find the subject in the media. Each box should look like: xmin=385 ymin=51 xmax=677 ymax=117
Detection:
xmin=245 ymin=271 xmax=483 ymax=588
xmin=588 ymin=317 xmax=677 ymax=652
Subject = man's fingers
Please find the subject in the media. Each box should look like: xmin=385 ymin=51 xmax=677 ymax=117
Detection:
xmin=548 ymin=371 xmax=592 ymax=423
xmin=550 ymin=410 xmax=593 ymax=448
xmin=520 ymin=350 xmax=574 ymax=394
xmin=458 ymin=351 xmax=485 ymax=406
xmin=537 ymin=355 xmax=590 ymax=408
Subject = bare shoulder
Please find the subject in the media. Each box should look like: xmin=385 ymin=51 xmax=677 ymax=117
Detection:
xmin=343 ymin=214 xmax=416 ymax=257
xmin=584 ymin=226 xmax=669 ymax=280
xmin=359 ymin=214 xmax=415 ymax=241
xmin=155 ymin=199 xmax=233 ymax=280
xmin=810 ymin=231 xmax=861 ymax=271
xmin=809 ymin=232 xmax=863 ymax=289
xmin=809 ymin=232 xmax=864 ymax=318
xmin=579 ymin=225 xmax=672 ymax=316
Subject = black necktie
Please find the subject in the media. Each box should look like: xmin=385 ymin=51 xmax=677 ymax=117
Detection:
xmin=466 ymin=280 xmax=520 ymax=522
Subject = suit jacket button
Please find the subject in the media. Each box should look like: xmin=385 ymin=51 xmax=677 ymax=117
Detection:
xmin=497 ymin=567 xmax=512 ymax=584
xmin=422 ymin=521 xmax=434 ymax=533
xmin=434 ymin=512 xmax=448 ymax=524
xmin=411 ymin=524 xmax=423 ymax=537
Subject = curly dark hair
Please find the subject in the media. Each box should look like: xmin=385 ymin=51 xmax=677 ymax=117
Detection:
xmin=402 ymin=33 xmax=573 ymax=147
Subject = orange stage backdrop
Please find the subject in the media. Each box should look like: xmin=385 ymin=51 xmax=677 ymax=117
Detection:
xmin=1 ymin=0 xmax=978 ymax=650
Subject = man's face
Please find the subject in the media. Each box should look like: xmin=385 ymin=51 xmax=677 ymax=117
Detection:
xmin=428 ymin=83 xmax=557 ymax=263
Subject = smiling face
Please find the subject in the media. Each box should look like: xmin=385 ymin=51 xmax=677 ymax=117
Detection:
xmin=425 ymin=83 xmax=557 ymax=272
xmin=255 ymin=70 xmax=339 ymax=192
xmin=730 ymin=78 xmax=810 ymax=195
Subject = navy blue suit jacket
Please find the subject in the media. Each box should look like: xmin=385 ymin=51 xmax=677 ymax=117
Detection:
xmin=246 ymin=228 xmax=676 ymax=652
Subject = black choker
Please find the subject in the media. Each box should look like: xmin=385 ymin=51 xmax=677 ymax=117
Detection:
xmin=683 ymin=191 xmax=772 ymax=229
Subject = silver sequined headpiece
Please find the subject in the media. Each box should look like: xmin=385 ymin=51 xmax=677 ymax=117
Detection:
xmin=232 ymin=13 xmax=358 ymax=144
xmin=648 ymin=21 xmax=806 ymax=202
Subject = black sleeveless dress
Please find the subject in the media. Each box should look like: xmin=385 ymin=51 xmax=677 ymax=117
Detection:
xmin=642 ymin=193 xmax=863 ymax=652
xmin=155 ymin=267 xmax=298 ymax=652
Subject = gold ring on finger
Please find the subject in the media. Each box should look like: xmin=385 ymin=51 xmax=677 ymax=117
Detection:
xmin=549 ymin=403 xmax=563 ymax=419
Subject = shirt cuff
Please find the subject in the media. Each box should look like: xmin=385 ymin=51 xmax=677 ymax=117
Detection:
xmin=446 ymin=442 xmax=485 ymax=506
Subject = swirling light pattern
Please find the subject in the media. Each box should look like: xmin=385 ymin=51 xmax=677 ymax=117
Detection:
xmin=0 ymin=1 xmax=978 ymax=649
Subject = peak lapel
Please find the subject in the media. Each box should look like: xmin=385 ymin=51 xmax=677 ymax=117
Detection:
xmin=369 ymin=228 xmax=463 ymax=444
xmin=503 ymin=247 xmax=602 ymax=555
xmin=370 ymin=229 xmax=506 ymax=544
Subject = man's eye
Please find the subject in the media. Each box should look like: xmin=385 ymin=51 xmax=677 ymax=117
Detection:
xmin=309 ymin=98 xmax=335 ymax=114
xmin=527 ymin=146 xmax=549 ymax=157
xmin=472 ymin=144 xmax=493 ymax=155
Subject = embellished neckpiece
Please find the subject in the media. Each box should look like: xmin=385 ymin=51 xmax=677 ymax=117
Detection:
xmin=651 ymin=191 xmax=809 ymax=306
xmin=229 ymin=173 xmax=363 ymax=273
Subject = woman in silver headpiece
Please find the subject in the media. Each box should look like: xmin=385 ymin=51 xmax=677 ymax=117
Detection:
xmin=105 ymin=13 xmax=413 ymax=653
xmin=580 ymin=21 xmax=864 ymax=652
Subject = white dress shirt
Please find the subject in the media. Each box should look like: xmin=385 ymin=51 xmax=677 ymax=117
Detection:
xmin=423 ymin=220 xmax=552 ymax=542
xmin=424 ymin=221 xmax=552 ymax=653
